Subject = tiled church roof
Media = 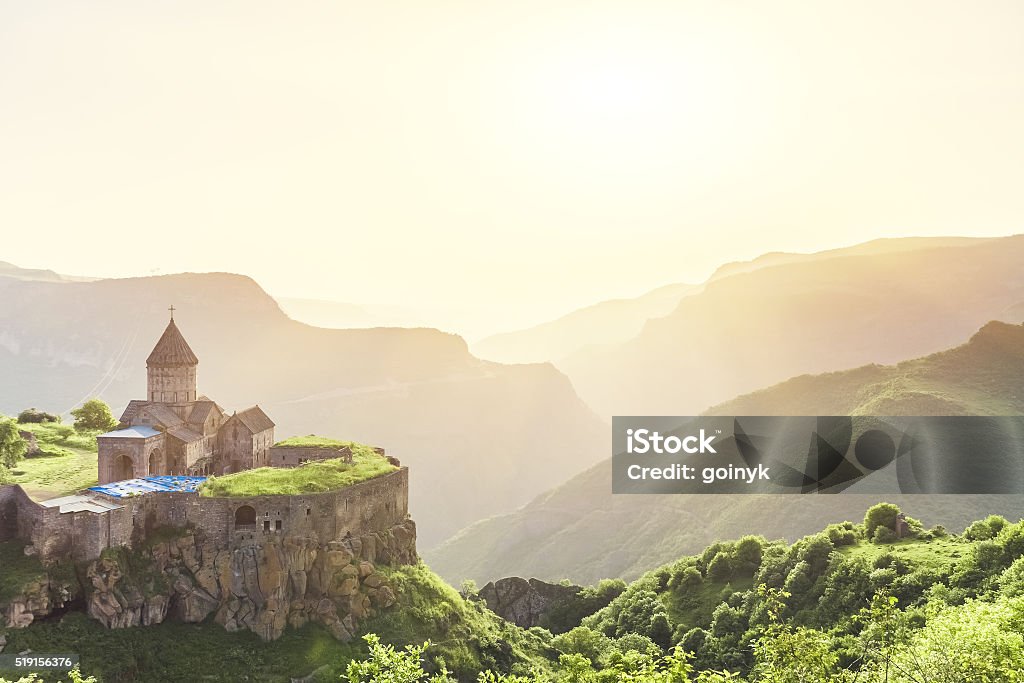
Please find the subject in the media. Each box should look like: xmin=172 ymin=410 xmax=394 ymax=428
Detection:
xmin=187 ymin=400 xmax=221 ymax=426
xmin=167 ymin=426 xmax=204 ymax=443
xmin=234 ymin=406 xmax=275 ymax=434
xmin=143 ymin=403 xmax=185 ymax=429
xmin=119 ymin=399 xmax=148 ymax=425
xmin=146 ymin=319 xmax=199 ymax=367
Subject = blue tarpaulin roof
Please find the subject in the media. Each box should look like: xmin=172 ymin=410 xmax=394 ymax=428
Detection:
xmin=89 ymin=475 xmax=207 ymax=498
xmin=97 ymin=426 xmax=161 ymax=439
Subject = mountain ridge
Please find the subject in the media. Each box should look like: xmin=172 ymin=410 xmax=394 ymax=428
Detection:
xmin=562 ymin=235 xmax=1024 ymax=417
xmin=427 ymin=319 xmax=1024 ymax=585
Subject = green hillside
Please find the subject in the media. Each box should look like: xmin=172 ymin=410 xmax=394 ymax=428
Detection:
xmin=711 ymin=320 xmax=1024 ymax=416
xmin=427 ymin=321 xmax=1024 ymax=585
xmin=198 ymin=442 xmax=396 ymax=497
xmin=545 ymin=504 xmax=1024 ymax=682
xmin=0 ymin=562 xmax=548 ymax=683
xmin=8 ymin=506 xmax=1024 ymax=682
xmin=3 ymin=422 xmax=99 ymax=500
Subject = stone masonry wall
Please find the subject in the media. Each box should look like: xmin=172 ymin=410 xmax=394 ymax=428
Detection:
xmin=0 ymin=484 xmax=20 ymax=541
xmin=1 ymin=466 xmax=411 ymax=565
xmin=268 ymin=445 xmax=352 ymax=468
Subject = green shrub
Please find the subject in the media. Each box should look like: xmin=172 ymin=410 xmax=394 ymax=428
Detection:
xmin=873 ymin=526 xmax=898 ymax=544
xmin=17 ymin=408 xmax=60 ymax=424
xmin=70 ymin=398 xmax=118 ymax=432
xmin=864 ymin=503 xmax=901 ymax=539
xmin=826 ymin=524 xmax=857 ymax=547
xmin=964 ymin=515 xmax=1009 ymax=542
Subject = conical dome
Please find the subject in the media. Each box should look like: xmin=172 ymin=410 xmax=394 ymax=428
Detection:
xmin=146 ymin=319 xmax=199 ymax=367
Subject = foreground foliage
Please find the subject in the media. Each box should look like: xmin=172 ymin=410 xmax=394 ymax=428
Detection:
xmin=342 ymin=502 xmax=1024 ymax=682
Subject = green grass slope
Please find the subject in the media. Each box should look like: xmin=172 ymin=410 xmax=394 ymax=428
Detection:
xmin=427 ymin=321 xmax=1024 ymax=585
xmin=199 ymin=442 xmax=395 ymax=497
xmin=5 ymin=423 xmax=99 ymax=500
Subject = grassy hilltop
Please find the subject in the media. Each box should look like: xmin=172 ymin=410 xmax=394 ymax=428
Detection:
xmin=198 ymin=441 xmax=396 ymax=498
xmin=3 ymin=422 xmax=99 ymax=499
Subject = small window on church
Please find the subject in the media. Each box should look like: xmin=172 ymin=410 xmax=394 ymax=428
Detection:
xmin=306 ymin=507 xmax=311 ymax=516
xmin=275 ymin=520 xmax=282 ymax=531
xmin=263 ymin=520 xmax=270 ymax=532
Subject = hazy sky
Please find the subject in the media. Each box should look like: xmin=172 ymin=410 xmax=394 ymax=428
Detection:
xmin=3 ymin=2 xmax=1023 ymax=338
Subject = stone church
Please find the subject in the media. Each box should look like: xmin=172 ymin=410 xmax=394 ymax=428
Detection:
xmin=97 ymin=312 xmax=275 ymax=483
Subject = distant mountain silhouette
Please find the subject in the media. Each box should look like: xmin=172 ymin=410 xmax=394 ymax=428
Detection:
xmin=561 ymin=235 xmax=1024 ymax=417
xmin=0 ymin=261 xmax=66 ymax=283
xmin=427 ymin=320 xmax=1024 ymax=585
xmin=474 ymin=236 xmax=991 ymax=371
xmin=0 ymin=272 xmax=605 ymax=546
xmin=473 ymin=282 xmax=699 ymax=365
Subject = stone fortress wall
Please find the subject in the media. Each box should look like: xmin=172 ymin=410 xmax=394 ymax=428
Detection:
xmin=0 ymin=467 xmax=411 ymax=565
xmin=269 ymin=444 xmax=355 ymax=468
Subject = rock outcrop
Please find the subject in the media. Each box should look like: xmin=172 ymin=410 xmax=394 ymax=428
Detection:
xmin=83 ymin=519 xmax=416 ymax=641
xmin=17 ymin=430 xmax=41 ymax=456
xmin=478 ymin=577 xmax=580 ymax=629
xmin=1 ymin=573 xmax=78 ymax=630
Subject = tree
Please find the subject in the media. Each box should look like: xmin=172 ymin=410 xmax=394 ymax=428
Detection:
xmin=0 ymin=417 xmax=28 ymax=469
xmin=858 ymin=596 xmax=1024 ymax=682
xmin=864 ymin=503 xmax=901 ymax=540
xmin=344 ymin=634 xmax=454 ymax=683
xmin=461 ymin=579 xmax=480 ymax=598
xmin=70 ymin=398 xmax=118 ymax=432
xmin=751 ymin=585 xmax=838 ymax=683
xmin=733 ymin=536 xmax=765 ymax=576
xmin=707 ymin=553 xmax=734 ymax=582
xmin=551 ymin=626 xmax=613 ymax=663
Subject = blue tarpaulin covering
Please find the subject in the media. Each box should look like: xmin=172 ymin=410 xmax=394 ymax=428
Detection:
xmin=90 ymin=475 xmax=207 ymax=498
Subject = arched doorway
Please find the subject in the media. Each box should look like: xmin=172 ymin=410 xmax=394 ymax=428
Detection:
xmin=149 ymin=448 xmax=163 ymax=476
xmin=235 ymin=505 xmax=257 ymax=529
xmin=113 ymin=454 xmax=134 ymax=481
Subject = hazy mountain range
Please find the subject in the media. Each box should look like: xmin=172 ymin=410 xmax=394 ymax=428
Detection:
xmin=426 ymin=320 xmax=1024 ymax=585
xmin=6 ymin=234 xmax=1024 ymax=577
xmin=472 ymin=236 xmax=988 ymax=366
xmin=0 ymin=268 xmax=605 ymax=546
xmin=472 ymin=282 xmax=699 ymax=365
xmin=557 ymin=235 xmax=1024 ymax=417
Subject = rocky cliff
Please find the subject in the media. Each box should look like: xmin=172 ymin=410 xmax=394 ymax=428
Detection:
xmin=477 ymin=577 xmax=580 ymax=629
xmin=1 ymin=572 xmax=78 ymax=631
xmin=2 ymin=518 xmax=416 ymax=643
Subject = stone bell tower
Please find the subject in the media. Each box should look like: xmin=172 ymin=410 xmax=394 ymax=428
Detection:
xmin=146 ymin=306 xmax=199 ymax=404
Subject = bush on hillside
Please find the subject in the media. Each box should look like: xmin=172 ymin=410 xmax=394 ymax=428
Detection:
xmin=17 ymin=408 xmax=61 ymax=424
